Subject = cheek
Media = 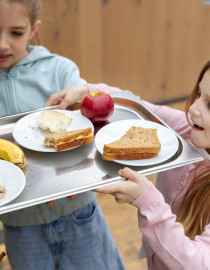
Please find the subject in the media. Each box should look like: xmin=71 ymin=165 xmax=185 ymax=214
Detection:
xmin=14 ymin=39 xmax=29 ymax=52
xmin=205 ymin=125 xmax=210 ymax=140
xmin=202 ymin=113 xmax=210 ymax=131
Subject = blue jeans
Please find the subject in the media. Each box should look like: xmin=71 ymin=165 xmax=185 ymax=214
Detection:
xmin=4 ymin=200 xmax=125 ymax=270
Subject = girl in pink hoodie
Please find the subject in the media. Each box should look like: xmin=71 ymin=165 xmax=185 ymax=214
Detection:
xmin=93 ymin=62 xmax=210 ymax=270
xmin=46 ymin=62 xmax=210 ymax=269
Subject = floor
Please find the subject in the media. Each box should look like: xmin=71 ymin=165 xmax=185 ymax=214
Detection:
xmin=0 ymin=101 xmax=186 ymax=270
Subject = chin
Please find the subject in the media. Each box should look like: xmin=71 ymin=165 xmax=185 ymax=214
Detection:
xmin=190 ymin=134 xmax=202 ymax=148
xmin=191 ymin=134 xmax=210 ymax=150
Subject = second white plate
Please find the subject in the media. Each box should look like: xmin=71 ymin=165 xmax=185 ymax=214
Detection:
xmin=0 ymin=160 xmax=26 ymax=207
xmin=13 ymin=110 xmax=94 ymax=152
xmin=95 ymin=119 xmax=179 ymax=166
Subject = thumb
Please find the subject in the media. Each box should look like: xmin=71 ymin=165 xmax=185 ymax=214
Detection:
xmin=118 ymin=167 xmax=140 ymax=183
xmin=57 ymin=99 xmax=70 ymax=110
xmin=44 ymin=93 xmax=63 ymax=107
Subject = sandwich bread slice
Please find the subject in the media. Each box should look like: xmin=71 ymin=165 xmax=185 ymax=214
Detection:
xmin=44 ymin=127 xmax=94 ymax=152
xmin=102 ymin=126 xmax=161 ymax=160
xmin=38 ymin=110 xmax=72 ymax=132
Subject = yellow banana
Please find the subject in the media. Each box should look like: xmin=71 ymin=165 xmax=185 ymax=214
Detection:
xmin=0 ymin=139 xmax=26 ymax=168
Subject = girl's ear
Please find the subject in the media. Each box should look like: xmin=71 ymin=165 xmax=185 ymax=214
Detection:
xmin=29 ymin=20 xmax=41 ymax=40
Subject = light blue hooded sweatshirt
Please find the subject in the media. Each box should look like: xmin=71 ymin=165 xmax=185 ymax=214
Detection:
xmin=0 ymin=45 xmax=86 ymax=116
xmin=0 ymin=46 xmax=95 ymax=226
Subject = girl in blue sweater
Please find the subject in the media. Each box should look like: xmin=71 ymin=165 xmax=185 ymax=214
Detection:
xmin=0 ymin=1 xmax=124 ymax=269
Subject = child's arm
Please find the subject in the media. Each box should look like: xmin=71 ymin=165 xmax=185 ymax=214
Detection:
xmin=44 ymin=83 xmax=121 ymax=109
xmin=133 ymin=184 xmax=210 ymax=270
xmin=87 ymin=83 xmax=122 ymax=94
xmin=44 ymin=85 xmax=89 ymax=108
xmin=45 ymin=84 xmax=192 ymax=141
xmin=142 ymin=101 xmax=191 ymax=141
xmin=95 ymin=168 xmax=210 ymax=270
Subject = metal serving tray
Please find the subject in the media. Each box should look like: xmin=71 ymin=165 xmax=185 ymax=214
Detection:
xmin=0 ymin=90 xmax=204 ymax=214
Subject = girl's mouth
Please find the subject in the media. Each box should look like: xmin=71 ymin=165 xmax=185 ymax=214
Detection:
xmin=190 ymin=116 xmax=204 ymax=131
xmin=192 ymin=123 xmax=204 ymax=131
xmin=0 ymin=55 xmax=11 ymax=62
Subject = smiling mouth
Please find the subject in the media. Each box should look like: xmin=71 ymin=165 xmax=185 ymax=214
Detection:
xmin=0 ymin=54 xmax=11 ymax=62
xmin=0 ymin=54 xmax=11 ymax=58
xmin=193 ymin=123 xmax=204 ymax=130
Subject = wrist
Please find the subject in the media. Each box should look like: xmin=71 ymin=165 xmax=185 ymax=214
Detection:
xmin=131 ymin=182 xmax=153 ymax=206
xmin=79 ymin=85 xmax=89 ymax=99
xmin=82 ymin=84 xmax=89 ymax=95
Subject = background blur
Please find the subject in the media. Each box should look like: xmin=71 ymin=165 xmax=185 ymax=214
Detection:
xmin=39 ymin=0 xmax=210 ymax=104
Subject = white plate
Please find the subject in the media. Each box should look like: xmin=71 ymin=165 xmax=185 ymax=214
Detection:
xmin=13 ymin=110 xmax=94 ymax=152
xmin=95 ymin=119 xmax=179 ymax=166
xmin=0 ymin=160 xmax=26 ymax=207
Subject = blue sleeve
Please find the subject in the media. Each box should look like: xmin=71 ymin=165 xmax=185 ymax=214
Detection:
xmin=57 ymin=57 xmax=87 ymax=90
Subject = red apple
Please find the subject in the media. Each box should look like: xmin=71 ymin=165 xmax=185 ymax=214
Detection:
xmin=80 ymin=91 xmax=114 ymax=123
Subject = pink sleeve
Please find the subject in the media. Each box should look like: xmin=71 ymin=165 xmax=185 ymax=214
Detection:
xmin=132 ymin=185 xmax=210 ymax=270
xmin=87 ymin=83 xmax=122 ymax=94
xmin=142 ymin=100 xmax=191 ymax=141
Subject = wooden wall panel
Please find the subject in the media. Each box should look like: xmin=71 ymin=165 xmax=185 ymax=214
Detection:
xmin=40 ymin=0 xmax=81 ymax=63
xmin=39 ymin=0 xmax=210 ymax=103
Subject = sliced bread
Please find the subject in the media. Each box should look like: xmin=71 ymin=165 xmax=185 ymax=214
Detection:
xmin=102 ymin=126 xmax=161 ymax=160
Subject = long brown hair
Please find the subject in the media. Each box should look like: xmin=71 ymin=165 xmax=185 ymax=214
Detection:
xmin=8 ymin=0 xmax=41 ymax=45
xmin=176 ymin=62 xmax=210 ymax=239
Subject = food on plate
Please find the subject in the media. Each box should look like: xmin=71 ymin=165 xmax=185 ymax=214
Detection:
xmin=80 ymin=91 xmax=114 ymax=123
xmin=102 ymin=126 xmax=161 ymax=161
xmin=0 ymin=139 xmax=26 ymax=168
xmin=0 ymin=182 xmax=6 ymax=199
xmin=44 ymin=127 xmax=94 ymax=152
xmin=38 ymin=110 xmax=72 ymax=132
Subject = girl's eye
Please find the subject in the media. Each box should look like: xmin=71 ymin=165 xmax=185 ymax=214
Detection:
xmin=12 ymin=31 xmax=23 ymax=36
xmin=206 ymin=102 xmax=210 ymax=109
xmin=197 ymin=91 xmax=201 ymax=98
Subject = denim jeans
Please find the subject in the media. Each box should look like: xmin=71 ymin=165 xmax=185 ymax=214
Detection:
xmin=4 ymin=200 xmax=125 ymax=270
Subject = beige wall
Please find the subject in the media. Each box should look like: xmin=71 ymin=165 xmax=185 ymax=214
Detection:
xmin=39 ymin=0 xmax=210 ymax=103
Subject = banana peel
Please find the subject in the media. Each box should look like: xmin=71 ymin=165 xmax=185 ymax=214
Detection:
xmin=0 ymin=139 xmax=26 ymax=168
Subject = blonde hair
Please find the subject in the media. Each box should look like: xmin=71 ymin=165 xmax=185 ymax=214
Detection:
xmin=7 ymin=0 xmax=41 ymax=44
xmin=176 ymin=62 xmax=210 ymax=239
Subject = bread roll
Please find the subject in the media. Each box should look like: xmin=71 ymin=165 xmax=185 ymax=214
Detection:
xmin=38 ymin=110 xmax=72 ymax=132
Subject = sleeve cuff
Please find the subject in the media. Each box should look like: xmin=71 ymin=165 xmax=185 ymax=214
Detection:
xmin=132 ymin=183 xmax=164 ymax=210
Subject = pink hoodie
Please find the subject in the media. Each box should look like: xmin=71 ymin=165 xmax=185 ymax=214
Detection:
xmin=88 ymin=83 xmax=210 ymax=270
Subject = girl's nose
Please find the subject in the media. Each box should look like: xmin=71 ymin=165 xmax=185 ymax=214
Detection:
xmin=189 ymin=99 xmax=200 ymax=116
xmin=0 ymin=35 xmax=10 ymax=51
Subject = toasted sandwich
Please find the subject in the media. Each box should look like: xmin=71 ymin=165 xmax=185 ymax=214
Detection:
xmin=102 ymin=126 xmax=161 ymax=160
xmin=44 ymin=127 xmax=94 ymax=152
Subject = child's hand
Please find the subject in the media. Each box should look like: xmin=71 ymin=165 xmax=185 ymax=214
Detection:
xmin=44 ymin=85 xmax=89 ymax=109
xmin=94 ymin=167 xmax=151 ymax=204
xmin=46 ymin=195 xmax=76 ymax=206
